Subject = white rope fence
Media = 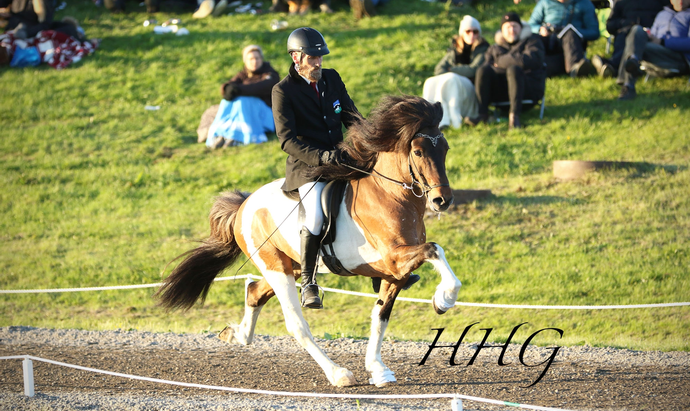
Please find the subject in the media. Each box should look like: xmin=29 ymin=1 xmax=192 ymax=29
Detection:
xmin=0 ymin=355 xmax=575 ymax=411
xmin=1 ymin=274 xmax=688 ymax=310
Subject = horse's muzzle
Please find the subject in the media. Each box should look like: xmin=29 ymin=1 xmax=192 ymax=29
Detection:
xmin=429 ymin=193 xmax=454 ymax=212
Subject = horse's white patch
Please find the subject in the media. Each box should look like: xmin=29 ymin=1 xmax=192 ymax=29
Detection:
xmin=427 ymin=245 xmax=462 ymax=312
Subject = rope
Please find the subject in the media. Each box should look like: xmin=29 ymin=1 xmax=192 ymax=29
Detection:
xmin=1 ymin=275 xmax=688 ymax=310
xmin=0 ymin=355 xmax=575 ymax=411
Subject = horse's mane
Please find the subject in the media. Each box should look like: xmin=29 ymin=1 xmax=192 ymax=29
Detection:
xmin=305 ymin=95 xmax=443 ymax=181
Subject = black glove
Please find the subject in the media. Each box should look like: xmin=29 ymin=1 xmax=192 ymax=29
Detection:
xmin=320 ymin=149 xmax=351 ymax=166
xmin=223 ymin=83 xmax=240 ymax=101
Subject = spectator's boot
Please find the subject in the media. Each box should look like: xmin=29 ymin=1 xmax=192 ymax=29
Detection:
xmin=570 ymin=58 xmax=596 ymax=78
xmin=624 ymin=57 xmax=644 ymax=78
xmin=300 ymin=227 xmax=323 ymax=309
xmin=212 ymin=0 xmax=228 ymax=16
xmin=618 ymin=85 xmax=637 ymax=100
xmin=463 ymin=113 xmax=488 ymax=127
xmin=509 ymin=113 xmax=521 ymax=130
xmin=193 ymin=0 xmax=215 ymax=18
xmin=592 ymin=55 xmax=614 ymax=78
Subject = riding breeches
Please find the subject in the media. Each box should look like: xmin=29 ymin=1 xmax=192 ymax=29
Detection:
xmin=298 ymin=181 xmax=326 ymax=235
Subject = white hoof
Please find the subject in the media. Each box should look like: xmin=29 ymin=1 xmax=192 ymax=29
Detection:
xmin=217 ymin=325 xmax=248 ymax=345
xmin=369 ymin=369 xmax=396 ymax=387
xmin=431 ymin=296 xmax=448 ymax=315
xmin=330 ymin=367 xmax=357 ymax=387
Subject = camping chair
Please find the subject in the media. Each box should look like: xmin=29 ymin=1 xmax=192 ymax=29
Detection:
xmin=640 ymin=61 xmax=682 ymax=83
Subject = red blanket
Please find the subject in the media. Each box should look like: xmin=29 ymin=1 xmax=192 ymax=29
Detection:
xmin=1 ymin=29 xmax=98 ymax=69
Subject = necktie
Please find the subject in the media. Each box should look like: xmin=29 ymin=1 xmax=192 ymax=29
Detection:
xmin=310 ymin=81 xmax=319 ymax=100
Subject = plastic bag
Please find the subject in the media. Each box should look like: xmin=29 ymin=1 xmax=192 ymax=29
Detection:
xmin=10 ymin=46 xmax=41 ymax=67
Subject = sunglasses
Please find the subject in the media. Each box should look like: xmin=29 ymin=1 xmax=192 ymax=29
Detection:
xmin=464 ymin=29 xmax=479 ymax=35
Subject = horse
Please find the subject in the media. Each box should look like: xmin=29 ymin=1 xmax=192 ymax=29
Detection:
xmin=155 ymin=95 xmax=462 ymax=388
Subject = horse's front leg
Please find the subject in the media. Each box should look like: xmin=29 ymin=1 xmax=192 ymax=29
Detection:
xmin=366 ymin=279 xmax=403 ymax=387
xmin=385 ymin=242 xmax=461 ymax=315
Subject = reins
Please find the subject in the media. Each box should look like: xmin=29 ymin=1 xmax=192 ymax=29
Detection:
xmin=342 ymin=132 xmax=449 ymax=198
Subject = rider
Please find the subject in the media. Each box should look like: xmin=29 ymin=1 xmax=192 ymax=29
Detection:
xmin=272 ymin=27 xmax=360 ymax=309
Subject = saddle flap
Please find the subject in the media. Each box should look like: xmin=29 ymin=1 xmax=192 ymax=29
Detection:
xmin=319 ymin=180 xmax=347 ymax=246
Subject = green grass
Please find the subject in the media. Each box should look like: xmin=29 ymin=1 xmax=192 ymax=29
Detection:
xmin=1 ymin=0 xmax=689 ymax=351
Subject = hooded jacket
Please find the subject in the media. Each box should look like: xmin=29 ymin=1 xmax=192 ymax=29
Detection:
xmin=651 ymin=6 xmax=690 ymax=62
xmin=606 ymin=0 xmax=669 ymax=36
xmin=528 ymin=0 xmax=601 ymax=42
xmin=433 ymin=35 xmax=490 ymax=79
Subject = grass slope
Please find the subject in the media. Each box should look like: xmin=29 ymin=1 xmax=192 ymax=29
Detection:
xmin=1 ymin=0 xmax=689 ymax=351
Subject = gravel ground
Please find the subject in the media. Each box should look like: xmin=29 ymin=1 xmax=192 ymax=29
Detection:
xmin=1 ymin=326 xmax=689 ymax=410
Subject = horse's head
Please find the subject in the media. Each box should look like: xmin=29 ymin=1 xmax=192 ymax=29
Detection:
xmin=409 ymin=127 xmax=454 ymax=213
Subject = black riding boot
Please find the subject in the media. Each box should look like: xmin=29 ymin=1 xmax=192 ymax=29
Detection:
xmin=300 ymin=226 xmax=323 ymax=309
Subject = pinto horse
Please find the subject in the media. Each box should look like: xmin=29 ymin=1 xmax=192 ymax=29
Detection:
xmin=156 ymin=95 xmax=462 ymax=387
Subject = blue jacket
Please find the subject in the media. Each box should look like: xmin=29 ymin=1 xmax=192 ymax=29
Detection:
xmin=651 ymin=6 xmax=690 ymax=62
xmin=528 ymin=0 xmax=601 ymax=42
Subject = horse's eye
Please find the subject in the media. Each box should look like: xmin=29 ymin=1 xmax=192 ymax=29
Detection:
xmin=413 ymin=150 xmax=422 ymax=157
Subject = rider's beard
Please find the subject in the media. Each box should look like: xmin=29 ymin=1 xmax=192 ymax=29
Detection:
xmin=301 ymin=66 xmax=322 ymax=82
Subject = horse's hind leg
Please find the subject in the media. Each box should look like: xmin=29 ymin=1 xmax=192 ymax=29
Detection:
xmin=262 ymin=267 xmax=357 ymax=387
xmin=219 ymin=277 xmax=275 ymax=345
xmin=366 ymin=279 xmax=403 ymax=387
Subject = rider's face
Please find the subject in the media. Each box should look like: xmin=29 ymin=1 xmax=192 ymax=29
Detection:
xmin=294 ymin=52 xmax=322 ymax=82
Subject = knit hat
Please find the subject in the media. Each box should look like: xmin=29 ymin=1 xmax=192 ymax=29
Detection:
xmin=500 ymin=11 xmax=522 ymax=28
xmin=242 ymin=44 xmax=263 ymax=63
xmin=459 ymin=15 xmax=481 ymax=36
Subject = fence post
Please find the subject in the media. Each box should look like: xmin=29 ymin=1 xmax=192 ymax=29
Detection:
xmin=23 ymin=358 xmax=35 ymax=397
xmin=451 ymin=397 xmax=462 ymax=411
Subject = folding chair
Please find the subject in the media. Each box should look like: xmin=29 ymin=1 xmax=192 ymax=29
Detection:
xmin=640 ymin=62 xmax=681 ymax=83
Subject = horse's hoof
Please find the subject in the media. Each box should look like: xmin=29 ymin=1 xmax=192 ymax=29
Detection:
xmin=369 ymin=369 xmax=396 ymax=387
xmin=431 ymin=296 xmax=448 ymax=315
xmin=218 ymin=326 xmax=235 ymax=343
xmin=332 ymin=368 xmax=357 ymax=387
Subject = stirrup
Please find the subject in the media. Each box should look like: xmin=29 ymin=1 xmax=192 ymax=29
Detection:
xmin=301 ymin=284 xmax=324 ymax=309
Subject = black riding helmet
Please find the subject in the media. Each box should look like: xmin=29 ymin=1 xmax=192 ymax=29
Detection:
xmin=287 ymin=27 xmax=330 ymax=57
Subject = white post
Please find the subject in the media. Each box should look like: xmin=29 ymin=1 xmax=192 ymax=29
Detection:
xmin=450 ymin=397 xmax=462 ymax=411
xmin=23 ymin=358 xmax=35 ymax=397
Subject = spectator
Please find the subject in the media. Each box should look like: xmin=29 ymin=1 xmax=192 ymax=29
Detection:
xmin=617 ymin=0 xmax=690 ymax=100
xmin=528 ymin=0 xmax=600 ymax=77
xmin=104 ymin=0 xmax=198 ymax=15
xmin=268 ymin=0 xmax=333 ymax=14
xmin=423 ymin=15 xmax=489 ymax=129
xmin=204 ymin=45 xmax=280 ymax=148
xmin=1 ymin=0 xmax=89 ymax=41
xmin=272 ymin=27 xmax=360 ymax=309
xmin=465 ymin=12 xmax=546 ymax=130
xmin=592 ymin=0 xmax=669 ymax=78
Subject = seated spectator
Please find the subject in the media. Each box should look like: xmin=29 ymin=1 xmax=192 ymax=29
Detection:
xmin=528 ymin=0 xmax=600 ymax=77
xmin=104 ymin=0 xmax=197 ymax=15
xmin=592 ymin=0 xmax=669 ymax=78
xmin=203 ymin=45 xmax=280 ymax=148
xmin=465 ymin=12 xmax=546 ymax=130
xmin=616 ymin=0 xmax=690 ymax=100
xmin=269 ymin=0 xmax=333 ymax=14
xmin=422 ymin=15 xmax=489 ymax=129
xmin=0 ymin=0 xmax=85 ymax=40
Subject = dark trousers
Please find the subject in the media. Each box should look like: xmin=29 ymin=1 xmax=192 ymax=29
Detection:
xmin=618 ymin=25 xmax=690 ymax=87
xmin=475 ymin=64 xmax=542 ymax=116
xmin=542 ymin=30 xmax=587 ymax=77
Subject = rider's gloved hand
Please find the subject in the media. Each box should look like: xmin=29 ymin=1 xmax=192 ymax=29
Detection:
xmin=320 ymin=149 xmax=351 ymax=166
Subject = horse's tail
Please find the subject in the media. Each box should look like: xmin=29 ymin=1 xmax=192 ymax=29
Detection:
xmin=155 ymin=190 xmax=250 ymax=311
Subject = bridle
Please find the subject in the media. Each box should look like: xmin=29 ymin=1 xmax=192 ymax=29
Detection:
xmin=342 ymin=132 xmax=450 ymax=199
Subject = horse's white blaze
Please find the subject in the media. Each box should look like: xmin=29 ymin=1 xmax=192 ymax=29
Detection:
xmin=428 ymin=244 xmax=462 ymax=312
xmin=365 ymin=304 xmax=396 ymax=386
